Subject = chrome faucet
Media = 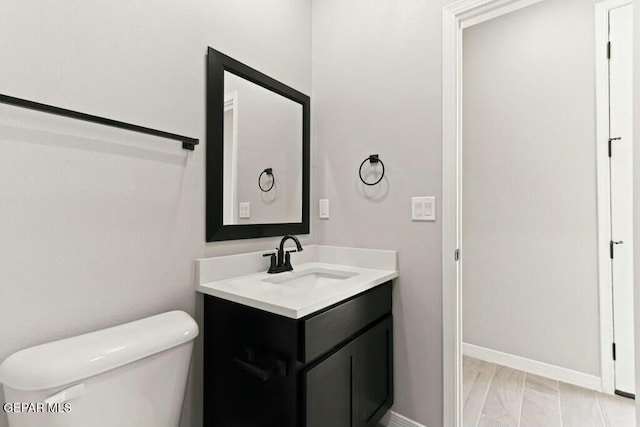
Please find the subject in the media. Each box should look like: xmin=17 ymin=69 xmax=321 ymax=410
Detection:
xmin=263 ymin=235 xmax=304 ymax=274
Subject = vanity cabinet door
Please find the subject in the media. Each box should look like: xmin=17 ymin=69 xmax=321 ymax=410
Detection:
xmin=304 ymin=315 xmax=393 ymax=427
xmin=305 ymin=343 xmax=354 ymax=427
xmin=354 ymin=316 xmax=393 ymax=427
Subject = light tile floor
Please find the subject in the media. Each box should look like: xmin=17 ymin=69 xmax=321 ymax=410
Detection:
xmin=463 ymin=356 xmax=635 ymax=427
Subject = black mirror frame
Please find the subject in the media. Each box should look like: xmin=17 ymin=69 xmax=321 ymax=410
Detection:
xmin=206 ymin=47 xmax=310 ymax=242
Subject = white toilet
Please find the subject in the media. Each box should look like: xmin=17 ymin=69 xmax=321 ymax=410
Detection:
xmin=0 ymin=310 xmax=198 ymax=427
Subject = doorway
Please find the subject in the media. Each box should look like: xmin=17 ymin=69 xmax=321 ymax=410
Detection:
xmin=442 ymin=0 xmax=636 ymax=425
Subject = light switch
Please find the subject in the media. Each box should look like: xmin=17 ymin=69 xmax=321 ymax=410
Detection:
xmin=412 ymin=197 xmax=435 ymax=221
xmin=239 ymin=202 xmax=250 ymax=219
xmin=319 ymin=199 xmax=330 ymax=219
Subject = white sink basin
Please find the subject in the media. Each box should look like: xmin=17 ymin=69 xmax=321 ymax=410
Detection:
xmin=262 ymin=268 xmax=358 ymax=289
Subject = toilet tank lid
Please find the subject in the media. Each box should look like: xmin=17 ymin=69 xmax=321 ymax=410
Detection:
xmin=0 ymin=310 xmax=198 ymax=391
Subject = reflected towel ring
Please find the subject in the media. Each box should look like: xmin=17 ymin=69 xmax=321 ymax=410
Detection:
xmin=358 ymin=154 xmax=385 ymax=186
xmin=258 ymin=168 xmax=275 ymax=192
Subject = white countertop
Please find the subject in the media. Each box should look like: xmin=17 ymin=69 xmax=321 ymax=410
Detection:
xmin=197 ymin=252 xmax=397 ymax=319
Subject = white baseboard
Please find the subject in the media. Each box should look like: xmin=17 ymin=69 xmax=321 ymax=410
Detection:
xmin=380 ymin=410 xmax=428 ymax=427
xmin=463 ymin=342 xmax=602 ymax=391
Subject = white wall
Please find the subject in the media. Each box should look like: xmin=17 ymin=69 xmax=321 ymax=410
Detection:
xmin=0 ymin=2 xmax=311 ymax=427
xmin=311 ymin=1 xmax=454 ymax=425
xmin=462 ymin=0 xmax=601 ymax=376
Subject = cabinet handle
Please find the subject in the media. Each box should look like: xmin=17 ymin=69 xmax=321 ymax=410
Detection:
xmin=233 ymin=358 xmax=272 ymax=381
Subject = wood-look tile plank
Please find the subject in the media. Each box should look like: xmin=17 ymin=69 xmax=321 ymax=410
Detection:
xmin=524 ymin=373 xmax=558 ymax=392
xmin=463 ymin=358 xmax=496 ymax=427
xmin=465 ymin=358 xmax=630 ymax=427
xmin=597 ymin=392 xmax=635 ymax=427
xmin=520 ymin=374 xmax=561 ymax=427
xmin=480 ymin=365 xmax=524 ymax=425
xmin=477 ymin=415 xmax=514 ymax=427
xmin=559 ymin=382 xmax=605 ymax=427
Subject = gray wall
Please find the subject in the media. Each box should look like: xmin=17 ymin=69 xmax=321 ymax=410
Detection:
xmin=311 ymin=1 xmax=452 ymax=425
xmin=0 ymin=2 xmax=311 ymax=427
xmin=462 ymin=0 xmax=601 ymax=376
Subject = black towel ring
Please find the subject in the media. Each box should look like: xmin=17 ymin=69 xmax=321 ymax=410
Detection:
xmin=359 ymin=154 xmax=385 ymax=186
xmin=258 ymin=168 xmax=275 ymax=192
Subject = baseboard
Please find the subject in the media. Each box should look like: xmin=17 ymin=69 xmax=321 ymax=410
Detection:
xmin=380 ymin=410 xmax=428 ymax=427
xmin=463 ymin=342 xmax=602 ymax=391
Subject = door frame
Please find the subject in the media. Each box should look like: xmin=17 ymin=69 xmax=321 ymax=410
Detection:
xmin=595 ymin=0 xmax=634 ymax=396
xmin=223 ymin=90 xmax=239 ymax=224
xmin=441 ymin=0 xmax=628 ymax=425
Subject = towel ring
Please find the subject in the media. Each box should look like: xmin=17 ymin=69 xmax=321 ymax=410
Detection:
xmin=359 ymin=154 xmax=385 ymax=186
xmin=258 ymin=168 xmax=275 ymax=192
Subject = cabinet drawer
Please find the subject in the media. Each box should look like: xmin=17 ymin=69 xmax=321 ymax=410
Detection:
xmin=301 ymin=282 xmax=391 ymax=363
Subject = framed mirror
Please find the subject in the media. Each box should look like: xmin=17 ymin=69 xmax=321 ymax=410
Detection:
xmin=206 ymin=48 xmax=310 ymax=241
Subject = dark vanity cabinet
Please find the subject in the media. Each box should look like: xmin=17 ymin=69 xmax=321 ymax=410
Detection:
xmin=305 ymin=316 xmax=393 ymax=427
xmin=203 ymin=282 xmax=393 ymax=427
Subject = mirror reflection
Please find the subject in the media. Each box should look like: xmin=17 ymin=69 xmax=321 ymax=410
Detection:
xmin=222 ymin=71 xmax=303 ymax=225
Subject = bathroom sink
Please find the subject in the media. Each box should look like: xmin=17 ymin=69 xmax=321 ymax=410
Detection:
xmin=197 ymin=251 xmax=398 ymax=318
xmin=262 ymin=268 xmax=358 ymax=289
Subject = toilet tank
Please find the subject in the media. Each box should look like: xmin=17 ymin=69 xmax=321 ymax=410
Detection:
xmin=0 ymin=311 xmax=198 ymax=427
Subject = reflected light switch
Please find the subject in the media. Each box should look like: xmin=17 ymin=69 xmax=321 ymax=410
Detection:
xmin=319 ymin=199 xmax=329 ymax=219
xmin=239 ymin=202 xmax=250 ymax=219
xmin=412 ymin=197 xmax=435 ymax=221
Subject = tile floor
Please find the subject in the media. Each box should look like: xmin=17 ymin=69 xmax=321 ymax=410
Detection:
xmin=463 ymin=356 xmax=635 ymax=427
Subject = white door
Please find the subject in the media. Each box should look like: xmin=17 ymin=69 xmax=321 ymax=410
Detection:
xmin=609 ymin=3 xmax=635 ymax=397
